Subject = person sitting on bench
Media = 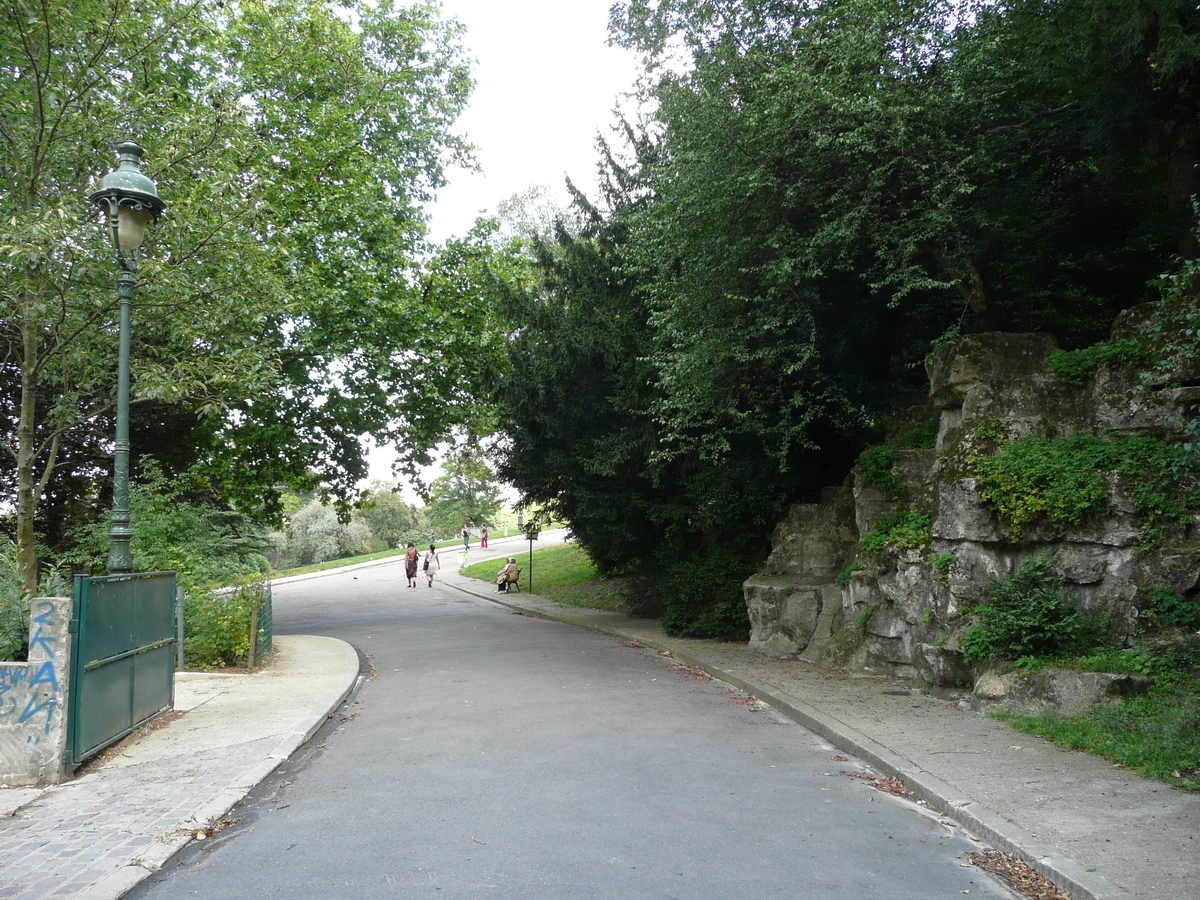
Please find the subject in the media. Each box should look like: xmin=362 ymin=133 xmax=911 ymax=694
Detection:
xmin=495 ymin=557 xmax=519 ymax=593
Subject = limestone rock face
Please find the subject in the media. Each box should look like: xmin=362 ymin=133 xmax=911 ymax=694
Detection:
xmin=745 ymin=486 xmax=855 ymax=656
xmin=743 ymin=309 xmax=1200 ymax=689
xmin=744 ymin=576 xmax=824 ymax=656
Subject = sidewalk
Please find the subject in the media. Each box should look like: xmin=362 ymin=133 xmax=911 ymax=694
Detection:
xmin=1 ymin=552 xmax=1194 ymax=900
xmin=441 ymin=564 xmax=1198 ymax=900
xmin=0 ymin=636 xmax=360 ymax=900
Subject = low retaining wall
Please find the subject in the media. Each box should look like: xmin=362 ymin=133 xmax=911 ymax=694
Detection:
xmin=0 ymin=596 xmax=72 ymax=786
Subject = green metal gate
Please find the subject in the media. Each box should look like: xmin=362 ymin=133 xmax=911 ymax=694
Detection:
xmin=68 ymin=571 xmax=176 ymax=769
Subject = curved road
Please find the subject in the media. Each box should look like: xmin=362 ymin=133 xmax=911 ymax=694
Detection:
xmin=128 ymin=545 xmax=1014 ymax=899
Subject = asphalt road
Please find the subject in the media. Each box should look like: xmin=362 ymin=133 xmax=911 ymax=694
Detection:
xmin=128 ymin=556 xmax=1015 ymax=899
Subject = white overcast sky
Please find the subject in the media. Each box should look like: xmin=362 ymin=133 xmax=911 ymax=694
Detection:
xmin=367 ymin=0 xmax=643 ymax=492
xmin=424 ymin=0 xmax=643 ymax=242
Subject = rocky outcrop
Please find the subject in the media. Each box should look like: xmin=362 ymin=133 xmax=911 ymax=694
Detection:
xmin=971 ymin=665 xmax=1155 ymax=717
xmin=744 ymin=303 xmax=1200 ymax=696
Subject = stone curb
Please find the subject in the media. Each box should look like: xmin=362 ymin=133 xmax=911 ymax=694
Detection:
xmin=447 ymin=578 xmax=1131 ymax=900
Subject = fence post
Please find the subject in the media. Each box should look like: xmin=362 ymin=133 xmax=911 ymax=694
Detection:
xmin=176 ymin=585 xmax=184 ymax=671
xmin=248 ymin=591 xmax=260 ymax=668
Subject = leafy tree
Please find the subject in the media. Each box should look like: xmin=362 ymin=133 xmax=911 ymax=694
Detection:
xmin=357 ymin=481 xmax=420 ymax=549
xmin=610 ymin=0 xmax=1187 ymax=342
xmin=284 ymin=499 xmax=372 ymax=567
xmin=492 ymin=133 xmax=859 ymax=636
xmin=426 ymin=446 xmax=505 ymax=537
xmin=490 ymin=0 xmax=1199 ymax=635
xmin=1 ymin=0 xmax=494 ymax=589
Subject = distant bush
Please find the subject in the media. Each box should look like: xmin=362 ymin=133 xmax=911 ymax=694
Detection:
xmin=68 ymin=460 xmax=272 ymax=591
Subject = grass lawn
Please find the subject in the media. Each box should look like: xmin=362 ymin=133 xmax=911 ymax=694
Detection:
xmin=995 ymin=659 xmax=1200 ymax=790
xmin=461 ymin=543 xmax=628 ymax=609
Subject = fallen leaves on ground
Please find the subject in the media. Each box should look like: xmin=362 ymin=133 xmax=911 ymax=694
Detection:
xmin=840 ymin=770 xmax=919 ymax=801
xmin=968 ymin=850 xmax=1069 ymax=900
xmin=672 ymin=663 xmax=712 ymax=681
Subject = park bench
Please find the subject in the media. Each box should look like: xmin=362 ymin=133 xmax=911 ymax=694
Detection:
xmin=501 ymin=567 xmax=522 ymax=593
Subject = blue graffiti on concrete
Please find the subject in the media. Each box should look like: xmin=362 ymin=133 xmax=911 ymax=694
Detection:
xmin=5 ymin=601 xmax=61 ymax=735
xmin=18 ymin=695 xmax=57 ymax=735
xmin=0 ymin=666 xmax=28 ymax=718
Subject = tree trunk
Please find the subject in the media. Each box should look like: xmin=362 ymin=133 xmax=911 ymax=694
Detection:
xmin=16 ymin=309 xmax=41 ymax=593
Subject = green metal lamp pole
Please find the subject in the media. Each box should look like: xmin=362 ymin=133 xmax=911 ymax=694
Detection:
xmin=89 ymin=142 xmax=166 ymax=574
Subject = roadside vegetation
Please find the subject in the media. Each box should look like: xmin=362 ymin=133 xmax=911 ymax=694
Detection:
xmin=962 ymin=556 xmax=1200 ymax=790
xmin=995 ymin=660 xmax=1200 ymax=790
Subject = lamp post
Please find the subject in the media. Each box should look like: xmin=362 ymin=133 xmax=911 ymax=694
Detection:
xmin=522 ymin=513 xmax=539 ymax=593
xmin=89 ymin=142 xmax=167 ymax=574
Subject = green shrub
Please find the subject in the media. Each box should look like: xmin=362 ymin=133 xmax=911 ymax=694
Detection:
xmin=859 ymin=510 xmax=931 ymax=556
xmin=1141 ymin=587 xmax=1200 ymax=631
xmin=183 ymin=581 xmax=268 ymax=668
xmin=930 ymin=551 xmax=954 ymax=584
xmin=973 ymin=431 xmax=1198 ymax=543
xmin=855 ymin=607 xmax=875 ymax=633
xmin=901 ymin=418 xmax=941 ymax=450
xmin=835 ymin=562 xmax=863 ymax=589
xmin=68 ymin=460 xmax=273 ymax=592
xmin=658 ymin=549 xmax=751 ymax=640
xmin=1046 ymin=339 xmax=1156 ymax=386
xmin=858 ymin=446 xmax=905 ymax=499
xmin=963 ymin=556 xmax=1100 ymax=663
xmin=960 ymin=625 xmax=992 ymax=663
xmin=974 ymin=418 xmax=1009 ymax=444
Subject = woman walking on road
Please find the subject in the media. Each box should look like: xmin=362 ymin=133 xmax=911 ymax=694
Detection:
xmin=404 ymin=541 xmax=420 ymax=588
xmin=423 ymin=543 xmax=441 ymax=587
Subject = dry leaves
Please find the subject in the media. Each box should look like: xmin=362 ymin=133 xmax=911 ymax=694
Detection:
xmin=840 ymin=770 xmax=919 ymax=801
xmin=968 ymin=850 xmax=1070 ymax=900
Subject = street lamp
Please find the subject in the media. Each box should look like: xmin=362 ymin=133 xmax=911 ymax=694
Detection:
xmin=519 ymin=510 xmax=539 ymax=593
xmin=89 ymin=141 xmax=167 ymax=574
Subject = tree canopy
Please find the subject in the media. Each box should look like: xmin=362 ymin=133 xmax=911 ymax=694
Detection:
xmin=1 ymin=0 xmax=503 ymax=587
xmin=492 ymin=0 xmax=1200 ymax=635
